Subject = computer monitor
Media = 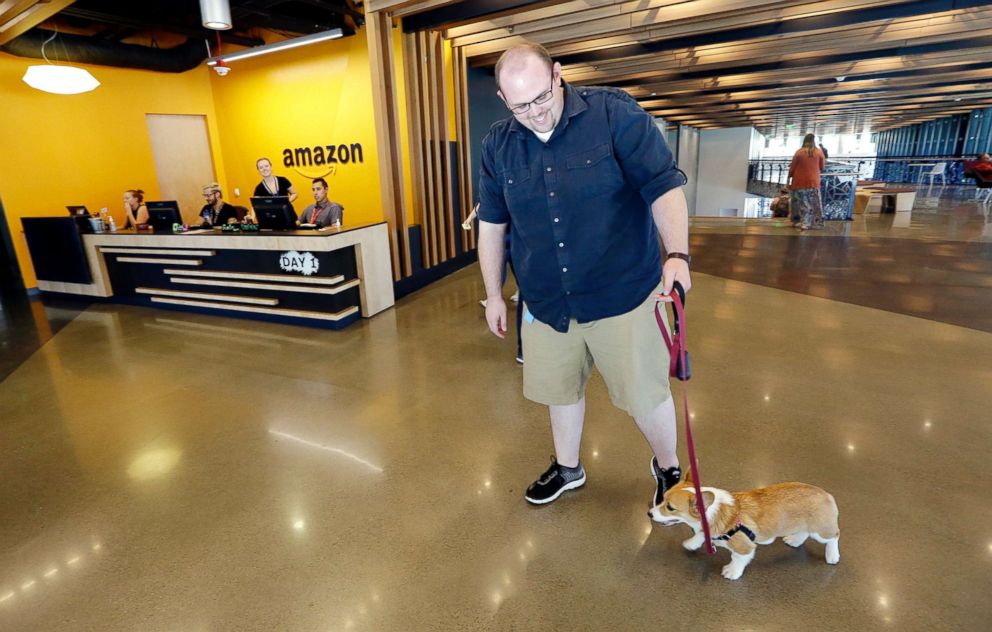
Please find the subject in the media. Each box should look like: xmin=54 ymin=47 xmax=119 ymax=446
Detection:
xmin=146 ymin=201 xmax=183 ymax=232
xmin=251 ymin=196 xmax=297 ymax=230
xmin=66 ymin=205 xmax=90 ymax=217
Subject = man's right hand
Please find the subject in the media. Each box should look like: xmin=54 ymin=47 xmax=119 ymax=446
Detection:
xmin=485 ymin=296 xmax=508 ymax=339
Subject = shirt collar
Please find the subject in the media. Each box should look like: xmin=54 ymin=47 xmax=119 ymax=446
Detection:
xmin=508 ymin=79 xmax=588 ymax=136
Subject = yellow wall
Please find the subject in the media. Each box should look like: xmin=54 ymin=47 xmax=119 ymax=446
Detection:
xmin=0 ymin=53 xmax=226 ymax=287
xmin=0 ymin=26 xmax=446 ymax=288
xmin=208 ymin=28 xmax=415 ymax=228
xmin=445 ymin=39 xmax=458 ymax=141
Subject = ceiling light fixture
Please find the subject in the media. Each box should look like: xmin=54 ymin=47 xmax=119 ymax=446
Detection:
xmin=207 ymin=28 xmax=344 ymax=65
xmin=22 ymin=30 xmax=99 ymax=95
xmin=199 ymin=0 xmax=233 ymax=30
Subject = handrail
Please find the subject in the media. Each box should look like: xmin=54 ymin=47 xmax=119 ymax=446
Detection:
xmin=752 ymin=155 xmax=967 ymax=162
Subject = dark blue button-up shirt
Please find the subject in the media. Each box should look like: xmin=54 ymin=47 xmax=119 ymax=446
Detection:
xmin=478 ymin=81 xmax=685 ymax=332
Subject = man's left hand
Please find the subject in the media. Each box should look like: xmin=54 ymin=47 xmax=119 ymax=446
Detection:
xmin=657 ymin=258 xmax=691 ymax=302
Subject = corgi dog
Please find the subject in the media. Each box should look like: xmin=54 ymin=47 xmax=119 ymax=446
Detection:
xmin=648 ymin=470 xmax=840 ymax=580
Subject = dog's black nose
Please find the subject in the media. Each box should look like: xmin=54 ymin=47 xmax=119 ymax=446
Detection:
xmin=646 ymin=511 xmax=652 ymax=518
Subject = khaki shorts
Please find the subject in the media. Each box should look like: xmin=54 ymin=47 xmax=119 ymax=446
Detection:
xmin=521 ymin=286 xmax=672 ymax=418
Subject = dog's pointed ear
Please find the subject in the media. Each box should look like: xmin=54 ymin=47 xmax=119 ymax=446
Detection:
xmin=682 ymin=466 xmax=694 ymax=485
xmin=701 ymin=490 xmax=716 ymax=510
xmin=686 ymin=490 xmax=716 ymax=517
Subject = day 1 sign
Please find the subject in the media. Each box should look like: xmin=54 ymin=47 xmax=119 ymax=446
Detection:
xmin=279 ymin=251 xmax=319 ymax=276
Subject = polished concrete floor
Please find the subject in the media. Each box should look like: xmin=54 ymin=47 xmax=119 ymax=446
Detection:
xmin=0 ymin=291 xmax=90 ymax=382
xmin=1 ymin=187 xmax=991 ymax=631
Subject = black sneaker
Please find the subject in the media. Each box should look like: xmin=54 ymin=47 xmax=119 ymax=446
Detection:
xmin=524 ymin=457 xmax=585 ymax=505
xmin=650 ymin=457 xmax=682 ymax=508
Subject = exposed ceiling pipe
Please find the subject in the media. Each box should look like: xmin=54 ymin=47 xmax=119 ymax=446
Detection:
xmin=1 ymin=28 xmax=208 ymax=73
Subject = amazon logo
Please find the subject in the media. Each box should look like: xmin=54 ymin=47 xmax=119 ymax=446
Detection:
xmin=282 ymin=143 xmax=364 ymax=178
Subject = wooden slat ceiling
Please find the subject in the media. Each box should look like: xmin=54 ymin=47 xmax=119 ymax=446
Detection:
xmin=0 ymin=0 xmax=76 ymax=46
xmin=397 ymin=0 xmax=992 ymax=133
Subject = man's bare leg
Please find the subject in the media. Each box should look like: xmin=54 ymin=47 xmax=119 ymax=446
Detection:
xmin=633 ymin=396 xmax=679 ymax=469
xmin=550 ymin=398 xmax=585 ymax=468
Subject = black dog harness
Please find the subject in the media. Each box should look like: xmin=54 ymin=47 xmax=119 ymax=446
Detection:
xmin=713 ymin=520 xmax=757 ymax=542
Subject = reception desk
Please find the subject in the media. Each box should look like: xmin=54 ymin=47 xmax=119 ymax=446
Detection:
xmin=22 ymin=218 xmax=394 ymax=329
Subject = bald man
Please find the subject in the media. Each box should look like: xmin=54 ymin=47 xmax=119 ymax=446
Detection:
xmin=476 ymin=43 xmax=692 ymax=507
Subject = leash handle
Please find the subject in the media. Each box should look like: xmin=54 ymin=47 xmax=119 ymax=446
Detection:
xmin=656 ymin=282 xmax=691 ymax=381
xmin=656 ymin=283 xmax=716 ymax=554
xmin=671 ymin=281 xmax=686 ymax=334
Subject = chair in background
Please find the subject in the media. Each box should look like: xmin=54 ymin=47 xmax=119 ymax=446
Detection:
xmin=962 ymin=160 xmax=986 ymax=199
xmin=924 ymin=162 xmax=947 ymax=186
xmin=975 ymin=171 xmax=992 ymax=204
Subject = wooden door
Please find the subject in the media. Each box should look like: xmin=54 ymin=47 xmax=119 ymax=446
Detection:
xmin=146 ymin=114 xmax=216 ymax=223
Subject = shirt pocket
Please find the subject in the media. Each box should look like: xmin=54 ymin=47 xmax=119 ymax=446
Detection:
xmin=500 ymin=166 xmax=533 ymax=205
xmin=565 ymin=142 xmax=624 ymax=196
xmin=565 ymin=142 xmax=612 ymax=170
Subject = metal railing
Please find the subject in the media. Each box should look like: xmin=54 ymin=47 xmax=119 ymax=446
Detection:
xmin=749 ymin=155 xmax=978 ymax=185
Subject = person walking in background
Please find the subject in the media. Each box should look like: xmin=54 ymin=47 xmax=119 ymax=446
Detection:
xmin=788 ymin=133 xmax=826 ymax=231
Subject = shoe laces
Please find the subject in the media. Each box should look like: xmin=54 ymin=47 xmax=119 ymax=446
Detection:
xmin=538 ymin=456 xmax=561 ymax=485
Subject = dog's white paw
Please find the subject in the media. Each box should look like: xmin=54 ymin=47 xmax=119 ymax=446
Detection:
xmin=783 ymin=532 xmax=809 ymax=548
xmin=721 ymin=563 xmax=745 ymax=580
xmin=825 ymin=539 xmax=840 ymax=564
xmin=682 ymin=534 xmax=705 ymax=551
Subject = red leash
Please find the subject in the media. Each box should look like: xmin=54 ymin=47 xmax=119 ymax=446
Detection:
xmin=655 ymin=282 xmax=716 ymax=555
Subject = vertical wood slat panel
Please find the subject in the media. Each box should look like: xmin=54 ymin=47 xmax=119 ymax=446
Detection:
xmin=452 ymin=46 xmax=475 ymax=252
xmin=425 ymin=31 xmax=448 ymax=262
xmin=451 ymin=45 xmax=468 ymax=254
xmin=463 ymin=49 xmax=477 ymax=251
xmin=403 ymin=32 xmax=431 ymax=270
xmin=366 ymin=11 xmax=411 ymax=278
xmin=435 ymin=33 xmax=457 ymax=259
xmin=418 ymin=32 xmax=440 ymax=266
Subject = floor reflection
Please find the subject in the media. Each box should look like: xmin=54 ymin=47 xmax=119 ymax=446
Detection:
xmin=690 ymin=186 xmax=992 ymax=332
xmin=1 ymin=183 xmax=991 ymax=630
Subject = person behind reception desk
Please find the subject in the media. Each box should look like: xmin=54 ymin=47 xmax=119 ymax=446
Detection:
xmin=254 ymin=157 xmax=298 ymax=203
xmin=198 ymin=183 xmax=239 ymax=227
xmin=122 ymin=189 xmax=149 ymax=228
xmin=299 ymin=178 xmax=343 ymax=227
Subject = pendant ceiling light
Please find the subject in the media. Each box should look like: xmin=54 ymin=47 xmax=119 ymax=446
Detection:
xmin=23 ymin=65 xmax=100 ymax=94
xmin=199 ymin=0 xmax=233 ymax=30
xmin=21 ymin=31 xmax=99 ymax=95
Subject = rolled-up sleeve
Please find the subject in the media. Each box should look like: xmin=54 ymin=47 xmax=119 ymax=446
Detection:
xmin=607 ymin=91 xmax=686 ymax=206
xmin=477 ymin=132 xmax=510 ymax=224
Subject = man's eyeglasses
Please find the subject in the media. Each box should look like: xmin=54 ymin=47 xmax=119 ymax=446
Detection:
xmin=505 ymin=73 xmax=556 ymax=115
